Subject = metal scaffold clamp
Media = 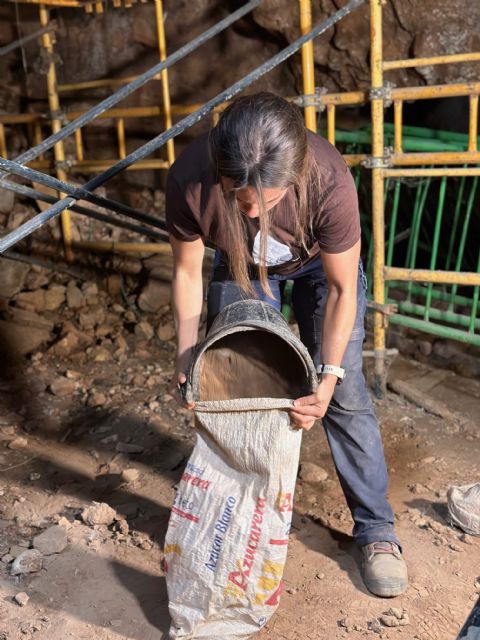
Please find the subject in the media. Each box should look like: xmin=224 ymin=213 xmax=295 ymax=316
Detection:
xmin=292 ymin=87 xmax=328 ymax=112
xmin=369 ymin=81 xmax=395 ymax=108
xmin=361 ymin=150 xmax=392 ymax=169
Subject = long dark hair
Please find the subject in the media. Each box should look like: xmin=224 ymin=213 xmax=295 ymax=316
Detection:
xmin=209 ymin=92 xmax=320 ymax=295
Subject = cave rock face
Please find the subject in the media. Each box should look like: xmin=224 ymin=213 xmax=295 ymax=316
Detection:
xmin=4 ymin=0 xmax=476 ymax=106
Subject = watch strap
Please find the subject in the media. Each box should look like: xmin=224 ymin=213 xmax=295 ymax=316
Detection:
xmin=316 ymin=363 xmax=346 ymax=382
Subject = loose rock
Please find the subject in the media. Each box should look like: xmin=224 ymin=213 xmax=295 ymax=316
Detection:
xmin=14 ymin=592 xmax=29 ymax=607
xmin=49 ymin=377 xmax=77 ymax=397
xmin=299 ymin=462 xmax=329 ymax=483
xmin=10 ymin=549 xmax=43 ymax=575
xmin=81 ymin=502 xmax=117 ymax=526
xmin=134 ymin=320 xmax=154 ymax=340
xmin=8 ymin=437 xmax=28 ymax=450
xmin=121 ymin=468 xmax=140 ymax=483
xmin=33 ymin=525 xmax=68 ymax=555
xmin=156 ymin=323 xmax=175 ymax=342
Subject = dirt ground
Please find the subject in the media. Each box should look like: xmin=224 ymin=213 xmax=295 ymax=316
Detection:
xmin=0 ymin=301 xmax=479 ymax=640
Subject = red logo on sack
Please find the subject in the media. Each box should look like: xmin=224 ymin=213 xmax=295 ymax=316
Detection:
xmin=226 ymin=497 xmax=266 ymax=593
xmin=181 ymin=472 xmax=211 ymax=490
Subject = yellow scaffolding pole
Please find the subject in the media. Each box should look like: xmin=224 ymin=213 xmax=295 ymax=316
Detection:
xmin=327 ymin=105 xmax=336 ymax=145
xmin=370 ymin=0 xmax=386 ymax=397
xmin=0 ymin=124 xmax=7 ymax=158
xmin=391 ymin=151 xmax=480 ymax=165
xmin=39 ymin=3 xmax=73 ymax=262
xmin=154 ymin=0 xmax=175 ymax=165
xmin=299 ymin=0 xmax=317 ymax=132
xmin=468 ymin=94 xmax=479 ymax=152
xmin=384 ymin=51 xmax=480 ymax=71
xmin=73 ymin=240 xmax=172 ymax=254
xmin=383 ymin=167 xmax=480 ymax=178
xmin=393 ymin=100 xmax=402 ymax=153
xmin=384 ymin=267 xmax=480 ymax=287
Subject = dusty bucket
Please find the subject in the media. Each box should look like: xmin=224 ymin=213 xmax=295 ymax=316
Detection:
xmin=164 ymin=300 xmax=317 ymax=639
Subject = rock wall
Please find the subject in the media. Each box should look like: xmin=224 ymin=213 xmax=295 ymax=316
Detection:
xmin=1 ymin=1 xmax=478 ymax=111
xmin=0 ymin=1 xmax=478 ymax=170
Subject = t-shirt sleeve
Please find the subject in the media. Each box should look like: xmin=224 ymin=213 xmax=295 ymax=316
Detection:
xmin=165 ymin=171 xmax=202 ymax=242
xmin=314 ymin=168 xmax=361 ymax=254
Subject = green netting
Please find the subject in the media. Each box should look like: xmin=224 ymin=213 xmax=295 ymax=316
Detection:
xmin=291 ymin=124 xmax=480 ymax=346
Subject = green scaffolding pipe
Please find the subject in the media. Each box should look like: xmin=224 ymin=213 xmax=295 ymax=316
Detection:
xmin=445 ymin=174 xmax=467 ymax=271
xmin=390 ymin=314 xmax=480 ymax=346
xmin=320 ymin=128 xmax=464 ymax=151
xmin=470 ymin=250 xmax=480 ymax=333
xmin=395 ymin=300 xmax=480 ymax=332
xmin=390 ymin=282 xmax=475 ymax=308
xmin=406 ymin=178 xmax=431 ymax=299
xmin=424 ymin=176 xmax=448 ymax=321
xmin=448 ymin=176 xmax=479 ymax=309
xmin=383 ymin=123 xmax=480 ymax=148
xmin=385 ymin=180 xmax=401 ymax=299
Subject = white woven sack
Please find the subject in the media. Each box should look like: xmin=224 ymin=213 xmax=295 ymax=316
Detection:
xmin=447 ymin=482 xmax=480 ymax=536
xmin=164 ymin=398 xmax=301 ymax=639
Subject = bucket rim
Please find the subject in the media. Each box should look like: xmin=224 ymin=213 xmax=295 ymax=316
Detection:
xmin=185 ymin=300 xmax=317 ymax=404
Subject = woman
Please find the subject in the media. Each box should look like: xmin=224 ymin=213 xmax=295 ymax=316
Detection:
xmin=165 ymin=92 xmax=407 ymax=598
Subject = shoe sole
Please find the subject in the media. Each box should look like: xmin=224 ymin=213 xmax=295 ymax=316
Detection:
xmin=364 ymin=578 xmax=408 ymax=598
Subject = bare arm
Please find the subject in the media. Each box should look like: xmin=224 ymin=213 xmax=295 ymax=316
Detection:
xmin=169 ymin=234 xmax=205 ymax=403
xmin=291 ymin=238 xmax=361 ymax=429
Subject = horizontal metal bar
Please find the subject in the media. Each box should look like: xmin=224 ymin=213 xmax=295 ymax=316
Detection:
xmin=0 ymin=114 xmax=47 ymax=125
xmin=391 ymin=281 xmax=475 ymax=308
xmin=69 ymin=159 xmax=170 ymax=173
xmin=391 ymin=151 xmax=480 ymax=165
xmin=4 ymin=0 xmax=81 ymax=5
xmin=391 ymin=82 xmax=480 ymax=101
xmin=385 ymin=267 xmax=480 ymax=286
xmin=1 ymin=179 xmax=167 ymax=240
xmin=384 ymin=52 xmax=480 ymax=71
xmin=58 ymin=75 xmax=151 ymax=92
xmin=390 ymin=314 xmax=480 ymax=346
xmin=9 ymin=159 xmax=170 ymax=173
xmin=396 ymin=300 xmax=480 ymax=331
xmin=0 ymin=157 xmax=167 ymax=232
xmin=73 ymin=241 xmax=171 ymax=254
xmin=383 ymin=168 xmax=480 ymax=178
xmin=0 ymin=23 xmax=57 ymax=57
xmin=0 ymin=0 xmax=365 ymax=254
xmin=320 ymin=91 xmax=367 ymax=106
xmin=0 ymin=0 xmax=262 ymax=174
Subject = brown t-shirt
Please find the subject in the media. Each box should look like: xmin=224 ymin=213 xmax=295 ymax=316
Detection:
xmin=165 ymin=130 xmax=360 ymax=276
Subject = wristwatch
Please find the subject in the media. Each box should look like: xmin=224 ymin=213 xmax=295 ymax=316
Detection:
xmin=316 ymin=363 xmax=346 ymax=385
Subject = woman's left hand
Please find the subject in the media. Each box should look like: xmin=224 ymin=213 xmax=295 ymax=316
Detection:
xmin=290 ymin=375 xmax=337 ymax=430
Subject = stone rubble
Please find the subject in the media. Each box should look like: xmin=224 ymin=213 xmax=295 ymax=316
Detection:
xmin=81 ymin=502 xmax=118 ymax=527
xmin=10 ymin=549 xmax=43 ymax=576
xmin=33 ymin=525 xmax=68 ymax=555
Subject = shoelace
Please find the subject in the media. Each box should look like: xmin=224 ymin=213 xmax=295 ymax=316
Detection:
xmin=365 ymin=542 xmax=402 ymax=561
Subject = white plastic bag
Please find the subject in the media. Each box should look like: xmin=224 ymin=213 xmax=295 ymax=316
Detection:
xmin=448 ymin=482 xmax=480 ymax=536
xmin=164 ymin=398 xmax=302 ymax=639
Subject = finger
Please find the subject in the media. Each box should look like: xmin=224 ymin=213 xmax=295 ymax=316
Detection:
xmin=290 ymin=410 xmax=320 ymax=425
xmin=290 ymin=416 xmax=316 ymax=431
xmin=293 ymin=394 xmax=318 ymax=407
xmin=290 ymin=405 xmax=326 ymax=418
xmin=178 ymin=372 xmax=187 ymax=384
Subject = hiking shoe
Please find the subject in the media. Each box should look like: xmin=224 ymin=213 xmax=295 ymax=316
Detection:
xmin=361 ymin=541 xmax=408 ymax=597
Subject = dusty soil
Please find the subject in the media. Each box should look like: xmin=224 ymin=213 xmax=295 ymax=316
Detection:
xmin=0 ymin=284 xmax=479 ymax=640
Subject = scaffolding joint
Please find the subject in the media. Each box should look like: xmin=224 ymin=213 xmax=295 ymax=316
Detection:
xmin=369 ymin=82 xmax=395 ymax=107
xmin=55 ymin=158 xmax=74 ymax=171
xmin=367 ymin=300 xmax=398 ymax=316
xmin=292 ymin=87 xmax=328 ymax=112
xmin=50 ymin=109 xmax=69 ymax=126
xmin=361 ymin=151 xmax=392 ymax=169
